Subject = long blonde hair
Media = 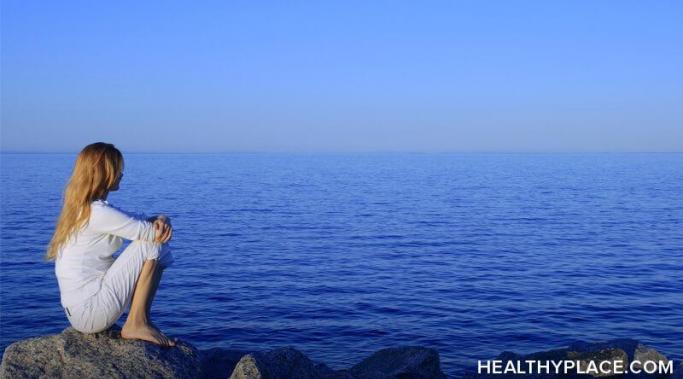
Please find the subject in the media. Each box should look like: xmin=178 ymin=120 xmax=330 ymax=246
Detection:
xmin=45 ymin=142 xmax=124 ymax=260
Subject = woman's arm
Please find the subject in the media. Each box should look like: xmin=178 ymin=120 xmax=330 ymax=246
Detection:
xmin=88 ymin=202 xmax=160 ymax=241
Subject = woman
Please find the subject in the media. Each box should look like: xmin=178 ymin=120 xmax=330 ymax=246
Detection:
xmin=46 ymin=142 xmax=176 ymax=347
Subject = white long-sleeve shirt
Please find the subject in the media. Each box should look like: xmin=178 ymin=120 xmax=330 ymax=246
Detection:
xmin=55 ymin=199 xmax=157 ymax=308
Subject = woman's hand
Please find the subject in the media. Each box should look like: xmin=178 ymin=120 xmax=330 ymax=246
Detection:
xmin=153 ymin=216 xmax=173 ymax=244
xmin=148 ymin=214 xmax=171 ymax=224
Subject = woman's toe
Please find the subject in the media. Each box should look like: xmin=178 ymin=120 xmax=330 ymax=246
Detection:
xmin=160 ymin=333 xmax=174 ymax=347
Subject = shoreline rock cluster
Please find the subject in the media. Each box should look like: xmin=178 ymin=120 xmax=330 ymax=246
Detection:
xmin=0 ymin=326 xmax=446 ymax=378
xmin=464 ymin=339 xmax=681 ymax=379
xmin=1 ymin=327 xmax=680 ymax=378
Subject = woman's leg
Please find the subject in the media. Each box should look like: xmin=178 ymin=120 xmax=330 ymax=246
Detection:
xmin=120 ymin=259 xmax=176 ymax=346
xmin=96 ymin=240 xmax=175 ymax=346
xmin=146 ymin=264 xmax=162 ymax=317
xmin=145 ymin=247 xmax=174 ymax=318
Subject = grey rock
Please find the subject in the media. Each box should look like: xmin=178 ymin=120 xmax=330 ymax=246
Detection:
xmin=0 ymin=326 xmax=201 ymax=379
xmin=348 ymin=346 xmax=447 ymax=379
xmin=228 ymin=347 xmax=327 ymax=379
xmin=632 ymin=344 xmax=669 ymax=373
xmin=570 ymin=348 xmax=628 ymax=377
xmin=200 ymin=347 xmax=355 ymax=379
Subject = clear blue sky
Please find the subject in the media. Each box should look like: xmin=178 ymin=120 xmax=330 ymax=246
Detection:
xmin=2 ymin=1 xmax=682 ymax=153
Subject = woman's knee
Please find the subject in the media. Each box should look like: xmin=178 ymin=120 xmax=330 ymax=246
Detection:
xmin=127 ymin=240 xmax=163 ymax=261
xmin=129 ymin=240 xmax=173 ymax=269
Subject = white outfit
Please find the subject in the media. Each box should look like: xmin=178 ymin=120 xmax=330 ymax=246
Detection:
xmin=55 ymin=199 xmax=173 ymax=333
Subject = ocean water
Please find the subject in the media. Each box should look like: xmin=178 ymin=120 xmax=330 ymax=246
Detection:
xmin=1 ymin=153 xmax=682 ymax=377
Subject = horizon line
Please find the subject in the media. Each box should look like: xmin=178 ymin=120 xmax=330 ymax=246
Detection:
xmin=1 ymin=149 xmax=682 ymax=155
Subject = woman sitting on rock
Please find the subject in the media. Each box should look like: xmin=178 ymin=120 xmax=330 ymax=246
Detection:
xmin=46 ymin=142 xmax=176 ymax=347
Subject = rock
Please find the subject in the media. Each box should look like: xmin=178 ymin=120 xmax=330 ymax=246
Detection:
xmin=464 ymin=339 xmax=672 ymax=379
xmin=225 ymin=345 xmax=448 ymax=379
xmin=2 ymin=328 xmax=447 ymax=379
xmin=632 ymin=343 xmax=669 ymax=375
xmin=569 ymin=348 xmax=628 ymax=377
xmin=200 ymin=347 xmax=356 ymax=379
xmin=569 ymin=339 xmax=668 ymax=363
xmin=348 ymin=346 xmax=447 ymax=379
xmin=229 ymin=347 xmax=327 ymax=379
xmin=0 ymin=326 xmax=201 ymax=379
xmin=314 ymin=363 xmax=356 ymax=379
xmin=200 ymin=347 xmax=249 ymax=379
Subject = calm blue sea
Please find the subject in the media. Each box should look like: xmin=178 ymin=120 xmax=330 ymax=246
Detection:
xmin=1 ymin=153 xmax=682 ymax=376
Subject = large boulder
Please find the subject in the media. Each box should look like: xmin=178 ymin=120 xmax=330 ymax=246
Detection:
xmin=464 ymin=339 xmax=671 ymax=379
xmin=348 ymin=346 xmax=447 ymax=379
xmin=0 ymin=327 xmax=201 ymax=378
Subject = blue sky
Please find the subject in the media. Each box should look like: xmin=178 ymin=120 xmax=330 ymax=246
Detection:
xmin=2 ymin=1 xmax=682 ymax=153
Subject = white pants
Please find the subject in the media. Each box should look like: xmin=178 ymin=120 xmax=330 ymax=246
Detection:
xmin=65 ymin=240 xmax=174 ymax=333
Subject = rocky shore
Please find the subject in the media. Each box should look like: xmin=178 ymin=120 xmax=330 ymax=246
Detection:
xmin=1 ymin=327 xmax=680 ymax=379
xmin=0 ymin=326 xmax=446 ymax=378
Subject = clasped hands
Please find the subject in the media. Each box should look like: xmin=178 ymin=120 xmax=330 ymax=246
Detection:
xmin=148 ymin=214 xmax=173 ymax=244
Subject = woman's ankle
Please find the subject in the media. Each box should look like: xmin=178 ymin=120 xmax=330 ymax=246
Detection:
xmin=122 ymin=315 xmax=150 ymax=328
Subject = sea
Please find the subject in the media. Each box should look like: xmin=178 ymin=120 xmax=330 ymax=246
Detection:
xmin=1 ymin=152 xmax=682 ymax=377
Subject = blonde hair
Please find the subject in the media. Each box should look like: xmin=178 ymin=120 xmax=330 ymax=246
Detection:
xmin=45 ymin=142 xmax=124 ymax=260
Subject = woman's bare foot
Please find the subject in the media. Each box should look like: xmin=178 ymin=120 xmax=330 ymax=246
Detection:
xmin=121 ymin=323 xmax=176 ymax=347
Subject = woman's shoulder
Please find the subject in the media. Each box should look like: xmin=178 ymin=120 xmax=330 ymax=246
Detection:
xmin=89 ymin=199 xmax=113 ymax=217
xmin=91 ymin=199 xmax=110 ymax=207
xmin=89 ymin=200 xmax=145 ymax=221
